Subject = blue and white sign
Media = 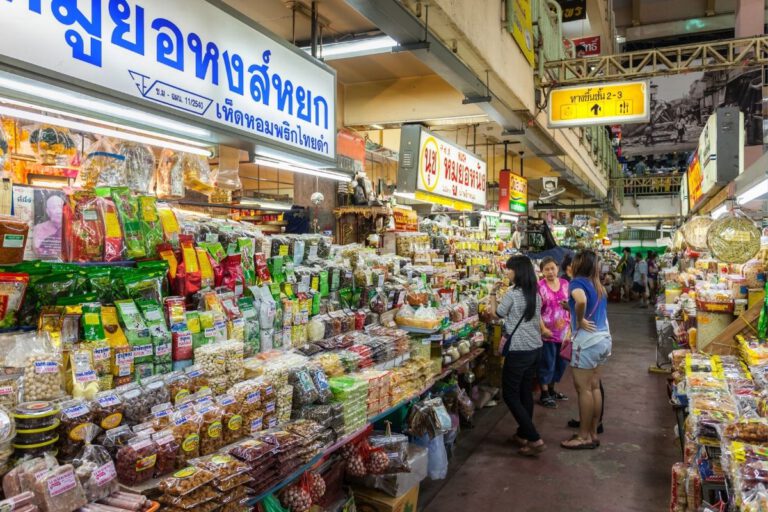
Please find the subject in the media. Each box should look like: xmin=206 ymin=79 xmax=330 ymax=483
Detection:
xmin=0 ymin=0 xmax=336 ymax=159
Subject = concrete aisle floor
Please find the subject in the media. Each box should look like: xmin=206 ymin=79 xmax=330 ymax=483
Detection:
xmin=420 ymin=302 xmax=679 ymax=512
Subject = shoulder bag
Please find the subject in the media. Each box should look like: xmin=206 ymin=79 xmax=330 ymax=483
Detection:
xmin=501 ymin=314 xmax=525 ymax=357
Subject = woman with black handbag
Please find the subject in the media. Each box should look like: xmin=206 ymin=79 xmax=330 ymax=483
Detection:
xmin=489 ymin=255 xmax=549 ymax=457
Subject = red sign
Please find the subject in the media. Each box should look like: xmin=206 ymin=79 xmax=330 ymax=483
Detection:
xmin=393 ymin=207 xmax=418 ymax=231
xmin=336 ymin=129 xmax=366 ymax=173
xmin=573 ymin=35 xmax=600 ymax=56
xmin=498 ymin=169 xmax=510 ymax=212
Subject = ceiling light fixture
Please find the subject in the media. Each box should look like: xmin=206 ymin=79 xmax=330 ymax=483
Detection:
xmin=240 ymin=198 xmax=293 ymax=211
xmin=737 ymin=178 xmax=768 ymax=205
xmin=0 ymin=75 xmax=212 ymax=139
xmin=0 ymin=101 xmax=213 ymax=156
xmin=312 ymin=36 xmax=398 ymax=60
xmin=480 ymin=210 xmax=500 ymax=217
xmin=370 ymin=124 xmax=385 ymax=130
xmin=500 ymin=212 xmax=519 ymax=221
xmin=711 ymin=204 xmax=728 ymax=219
xmin=253 ymin=157 xmax=351 ymax=182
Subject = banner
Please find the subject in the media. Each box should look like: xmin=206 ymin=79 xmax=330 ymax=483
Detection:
xmin=509 ymin=174 xmax=528 ymax=214
xmin=687 ymin=150 xmax=703 ymax=210
xmin=508 ymin=0 xmax=534 ymax=67
xmin=572 ymin=35 xmax=600 ymax=56
xmin=498 ymin=169 xmax=511 ymax=212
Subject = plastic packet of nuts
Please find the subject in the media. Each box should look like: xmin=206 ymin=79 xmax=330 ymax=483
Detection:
xmin=115 ymin=434 xmax=157 ymax=486
xmin=152 ymin=429 xmax=180 ymax=478
xmin=195 ymin=399 xmax=224 ymax=456
xmin=190 ymin=453 xmax=250 ymax=483
xmin=72 ymin=423 xmax=119 ymax=501
xmin=171 ymin=408 xmax=202 ymax=467
xmin=158 ymin=465 xmax=215 ymax=496
xmin=184 ymin=365 xmax=210 ymax=394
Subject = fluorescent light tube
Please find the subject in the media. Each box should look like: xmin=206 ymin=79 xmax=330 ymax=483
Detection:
xmin=0 ymin=102 xmax=212 ymax=156
xmin=480 ymin=210 xmax=500 ymax=217
xmin=314 ymin=36 xmax=397 ymax=60
xmin=0 ymin=76 xmax=212 ymax=139
xmin=253 ymin=157 xmax=351 ymax=182
xmin=711 ymin=204 xmax=728 ymax=219
xmin=737 ymin=179 xmax=768 ymax=205
xmin=240 ymin=198 xmax=292 ymax=211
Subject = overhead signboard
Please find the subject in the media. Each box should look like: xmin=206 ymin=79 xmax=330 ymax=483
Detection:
xmin=0 ymin=0 xmax=337 ymax=161
xmin=397 ymin=125 xmax=487 ymax=209
xmin=509 ymin=174 xmax=528 ymax=214
xmin=508 ymin=0 xmax=535 ymax=67
xmin=556 ymin=0 xmax=587 ymax=21
xmin=680 ymin=172 xmax=689 ymax=217
xmin=687 ymin=150 xmax=703 ymax=210
xmin=548 ymin=81 xmax=650 ymax=128
xmin=572 ymin=35 xmax=601 ymax=56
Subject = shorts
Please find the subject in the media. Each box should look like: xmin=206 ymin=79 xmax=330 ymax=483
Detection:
xmin=631 ymin=282 xmax=646 ymax=294
xmin=571 ymin=336 xmax=612 ymax=370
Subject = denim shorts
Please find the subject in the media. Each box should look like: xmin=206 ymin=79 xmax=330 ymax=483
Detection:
xmin=571 ymin=336 xmax=612 ymax=370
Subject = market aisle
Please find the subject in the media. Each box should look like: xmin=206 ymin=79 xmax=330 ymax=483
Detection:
xmin=421 ymin=302 xmax=679 ymax=512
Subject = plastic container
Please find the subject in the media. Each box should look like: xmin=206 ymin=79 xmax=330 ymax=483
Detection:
xmin=15 ymin=419 xmax=60 ymax=446
xmin=13 ymin=401 xmax=60 ymax=430
xmin=12 ymin=434 xmax=58 ymax=456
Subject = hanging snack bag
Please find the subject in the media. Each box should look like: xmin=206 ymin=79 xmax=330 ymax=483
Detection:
xmin=155 ymin=149 xmax=185 ymax=200
xmin=79 ymin=137 xmax=126 ymax=189
xmin=111 ymin=187 xmax=146 ymax=260
xmin=238 ymin=297 xmax=260 ymax=356
xmin=96 ymin=196 xmax=124 ymax=263
xmin=63 ymin=192 xmax=104 ymax=263
xmin=157 ymin=206 xmax=180 ymax=247
xmin=73 ymin=423 xmax=119 ymax=502
xmin=176 ymin=234 xmax=201 ymax=296
xmin=113 ymin=141 xmax=154 ymax=195
xmin=137 ymin=196 xmax=164 ymax=258
xmin=197 ymin=247 xmax=215 ymax=289
xmin=0 ymin=273 xmax=28 ymax=329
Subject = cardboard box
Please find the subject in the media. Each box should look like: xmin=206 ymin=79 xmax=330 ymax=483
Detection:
xmin=353 ymin=484 xmax=419 ymax=512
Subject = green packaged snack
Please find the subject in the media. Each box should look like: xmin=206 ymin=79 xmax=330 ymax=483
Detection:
xmin=81 ymin=302 xmax=106 ymax=341
xmin=115 ymin=299 xmax=149 ymax=346
xmin=136 ymin=299 xmax=172 ymax=366
xmin=238 ymin=238 xmax=256 ymax=286
xmin=203 ymin=242 xmax=227 ymax=264
xmin=137 ymin=196 xmax=164 ymax=258
xmin=154 ymin=362 xmax=172 ymax=375
xmin=85 ymin=266 xmax=113 ymax=303
xmin=238 ymin=297 xmax=260 ymax=356
xmin=268 ymin=256 xmax=284 ymax=284
xmin=319 ymin=270 xmax=329 ymax=297
xmin=111 ymin=187 xmax=146 ymax=259
xmin=122 ymin=269 xmax=165 ymax=303
xmin=55 ymin=293 xmax=98 ymax=306
xmin=186 ymin=311 xmax=206 ymax=350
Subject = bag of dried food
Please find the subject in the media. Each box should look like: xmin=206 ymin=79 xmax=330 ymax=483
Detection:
xmin=117 ymin=142 xmax=155 ymax=195
xmin=79 ymin=137 xmax=126 ymax=189
xmin=182 ymin=154 xmax=215 ymax=194
xmin=155 ymin=149 xmax=185 ymax=200
xmin=73 ymin=423 xmax=118 ymax=501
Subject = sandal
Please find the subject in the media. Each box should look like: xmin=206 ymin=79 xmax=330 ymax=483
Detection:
xmin=508 ymin=435 xmax=528 ymax=447
xmin=560 ymin=434 xmax=596 ymax=450
xmin=519 ymin=442 xmax=546 ymax=457
xmin=539 ymin=396 xmax=557 ymax=408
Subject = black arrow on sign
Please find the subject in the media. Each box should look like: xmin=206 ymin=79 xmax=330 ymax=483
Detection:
xmin=590 ymin=104 xmax=601 ymax=116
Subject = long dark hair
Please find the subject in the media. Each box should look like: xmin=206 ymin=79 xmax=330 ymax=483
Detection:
xmin=572 ymin=250 xmax=605 ymax=299
xmin=506 ymin=255 xmax=538 ymax=321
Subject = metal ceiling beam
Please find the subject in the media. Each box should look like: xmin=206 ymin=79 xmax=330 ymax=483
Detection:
xmin=542 ymin=34 xmax=768 ymax=86
xmin=341 ymin=0 xmax=561 ymax=157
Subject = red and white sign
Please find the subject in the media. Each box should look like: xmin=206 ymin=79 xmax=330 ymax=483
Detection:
xmin=498 ymin=170 xmax=511 ymax=212
xmin=417 ymin=130 xmax=487 ymax=207
xmin=573 ymin=35 xmax=601 ymax=56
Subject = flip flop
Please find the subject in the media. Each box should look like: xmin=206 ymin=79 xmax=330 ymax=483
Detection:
xmin=508 ymin=435 xmax=528 ymax=447
xmin=560 ymin=434 xmax=596 ymax=450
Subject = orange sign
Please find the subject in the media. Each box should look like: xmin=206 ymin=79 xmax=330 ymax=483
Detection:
xmin=393 ymin=207 xmax=418 ymax=231
xmin=687 ymin=150 xmax=703 ymax=210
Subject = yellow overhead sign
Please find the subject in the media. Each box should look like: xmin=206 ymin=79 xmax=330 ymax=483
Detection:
xmin=548 ymin=81 xmax=650 ymax=128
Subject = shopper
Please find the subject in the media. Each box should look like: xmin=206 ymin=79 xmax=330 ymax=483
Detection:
xmin=618 ymin=247 xmax=634 ymax=302
xmin=489 ymin=255 xmax=547 ymax=456
xmin=537 ymin=257 xmax=570 ymax=408
xmin=561 ymin=250 xmax=612 ymax=450
xmin=632 ymin=252 xmax=649 ymax=307
xmin=647 ymin=251 xmax=659 ymax=303
xmin=560 ymin=253 xmax=573 ymax=282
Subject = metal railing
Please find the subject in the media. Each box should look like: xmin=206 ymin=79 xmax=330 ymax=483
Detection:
xmin=611 ymin=174 xmax=683 ymax=197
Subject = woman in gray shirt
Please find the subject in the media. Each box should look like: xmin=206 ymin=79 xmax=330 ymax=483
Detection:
xmin=490 ymin=255 xmax=550 ymax=456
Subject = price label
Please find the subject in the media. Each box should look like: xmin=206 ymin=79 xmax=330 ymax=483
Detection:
xmin=93 ymin=462 xmax=117 ymax=486
xmin=93 ymin=347 xmax=110 ymax=361
xmin=47 ymin=469 xmax=77 ymax=497
xmin=33 ymin=361 xmax=58 ymax=374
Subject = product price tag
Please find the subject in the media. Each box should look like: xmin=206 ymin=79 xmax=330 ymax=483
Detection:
xmin=93 ymin=347 xmax=110 ymax=361
xmin=93 ymin=462 xmax=117 ymax=486
xmin=63 ymin=404 xmax=89 ymax=418
xmin=47 ymin=469 xmax=77 ymax=497
xmin=132 ymin=344 xmax=154 ymax=358
xmin=115 ymin=351 xmax=134 ymax=365
xmin=246 ymin=391 xmax=261 ymax=404
xmin=97 ymin=393 xmax=120 ymax=407
xmin=250 ymin=418 xmax=262 ymax=432
xmin=0 ymin=386 xmax=13 ymax=396
xmin=75 ymin=370 xmax=98 ymax=383
xmin=155 ymin=343 xmax=171 ymax=357
xmin=34 ymin=361 xmax=58 ymax=374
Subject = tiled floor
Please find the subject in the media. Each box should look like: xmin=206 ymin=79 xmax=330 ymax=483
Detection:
xmin=420 ymin=302 xmax=679 ymax=512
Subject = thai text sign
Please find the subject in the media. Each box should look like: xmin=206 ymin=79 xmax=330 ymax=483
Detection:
xmin=0 ymin=0 xmax=336 ymax=160
xmin=417 ymin=129 xmax=487 ymax=207
xmin=509 ymin=174 xmax=528 ymax=213
xmin=687 ymin=150 xmax=704 ymax=210
xmin=548 ymin=81 xmax=649 ymax=127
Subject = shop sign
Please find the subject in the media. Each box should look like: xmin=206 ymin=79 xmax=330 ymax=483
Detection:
xmin=556 ymin=0 xmax=587 ymax=21
xmin=392 ymin=207 xmax=418 ymax=232
xmin=498 ymin=170 xmax=511 ymax=212
xmin=687 ymin=150 xmax=704 ymax=210
xmin=417 ymin=130 xmax=487 ymax=206
xmin=336 ymin=129 xmax=365 ymax=173
xmin=507 ymin=0 xmax=534 ymax=67
xmin=0 ymin=0 xmax=336 ymax=160
xmin=509 ymin=174 xmax=528 ymax=214
xmin=680 ymin=174 xmax=689 ymax=217
xmin=607 ymin=221 xmax=624 ymax=235
xmin=572 ymin=36 xmax=601 ymax=56
xmin=548 ymin=81 xmax=650 ymax=128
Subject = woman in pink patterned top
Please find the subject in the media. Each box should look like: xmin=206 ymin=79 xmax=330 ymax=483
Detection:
xmin=537 ymin=257 xmax=571 ymax=408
